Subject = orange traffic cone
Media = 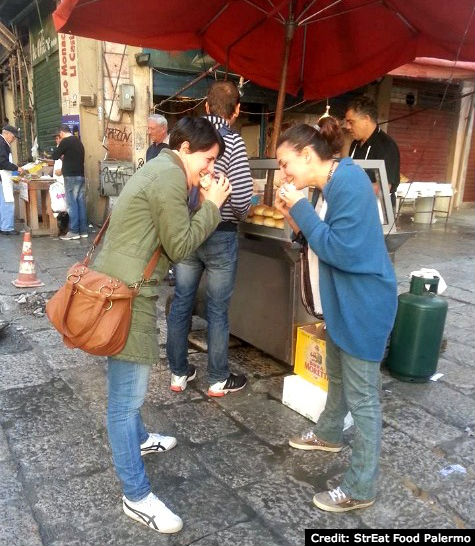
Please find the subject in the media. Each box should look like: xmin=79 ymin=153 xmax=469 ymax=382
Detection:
xmin=12 ymin=232 xmax=44 ymax=288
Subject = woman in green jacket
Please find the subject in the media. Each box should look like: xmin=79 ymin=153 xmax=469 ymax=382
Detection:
xmin=93 ymin=117 xmax=231 ymax=534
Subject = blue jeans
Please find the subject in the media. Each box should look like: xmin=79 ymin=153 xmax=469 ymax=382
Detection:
xmin=166 ymin=230 xmax=238 ymax=384
xmin=107 ymin=357 xmax=151 ymax=501
xmin=315 ymin=334 xmax=382 ymax=500
xmin=0 ymin=184 xmax=14 ymax=231
xmin=64 ymin=175 xmax=87 ymax=234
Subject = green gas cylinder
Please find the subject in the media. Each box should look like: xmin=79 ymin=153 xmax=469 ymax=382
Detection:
xmin=387 ymin=275 xmax=448 ymax=382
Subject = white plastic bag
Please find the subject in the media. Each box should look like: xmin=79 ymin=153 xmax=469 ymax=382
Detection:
xmin=49 ymin=180 xmax=67 ymax=215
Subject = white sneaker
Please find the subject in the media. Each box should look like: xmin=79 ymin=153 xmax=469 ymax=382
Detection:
xmin=140 ymin=433 xmax=177 ymax=456
xmin=170 ymin=364 xmax=196 ymax=392
xmin=59 ymin=231 xmax=80 ymax=240
xmin=122 ymin=492 xmax=183 ymax=533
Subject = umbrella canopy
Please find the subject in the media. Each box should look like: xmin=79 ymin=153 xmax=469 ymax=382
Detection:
xmin=54 ymin=0 xmax=475 ymax=100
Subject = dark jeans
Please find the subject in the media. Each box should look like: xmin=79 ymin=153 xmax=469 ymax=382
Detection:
xmin=166 ymin=231 xmax=238 ymax=384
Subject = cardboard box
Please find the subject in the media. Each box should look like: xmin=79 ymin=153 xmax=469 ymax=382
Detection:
xmin=294 ymin=322 xmax=327 ymax=390
xmin=282 ymin=374 xmax=353 ymax=429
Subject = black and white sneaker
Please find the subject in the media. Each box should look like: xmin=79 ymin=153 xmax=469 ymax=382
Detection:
xmin=170 ymin=364 xmax=197 ymax=392
xmin=122 ymin=492 xmax=183 ymax=533
xmin=208 ymin=373 xmax=247 ymax=397
xmin=140 ymin=433 xmax=177 ymax=456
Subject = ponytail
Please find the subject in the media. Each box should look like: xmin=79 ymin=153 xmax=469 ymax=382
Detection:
xmin=277 ymin=119 xmax=343 ymax=159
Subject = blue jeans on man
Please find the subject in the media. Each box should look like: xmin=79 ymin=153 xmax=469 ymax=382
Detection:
xmin=166 ymin=230 xmax=238 ymax=384
xmin=0 ymin=184 xmax=15 ymax=231
xmin=315 ymin=334 xmax=382 ymax=500
xmin=64 ymin=175 xmax=88 ymax=235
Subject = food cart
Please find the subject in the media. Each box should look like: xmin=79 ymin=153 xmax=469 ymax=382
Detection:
xmin=195 ymin=158 xmax=411 ymax=365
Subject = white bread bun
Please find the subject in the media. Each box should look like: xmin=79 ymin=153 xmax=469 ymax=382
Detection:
xmin=262 ymin=206 xmax=274 ymax=217
xmin=200 ymin=173 xmax=212 ymax=189
xmin=275 ymin=219 xmax=285 ymax=229
xmin=251 ymin=215 xmax=265 ymax=225
xmin=272 ymin=209 xmax=284 ymax=220
xmin=263 ymin=217 xmax=276 ymax=227
xmin=254 ymin=205 xmax=266 ymax=216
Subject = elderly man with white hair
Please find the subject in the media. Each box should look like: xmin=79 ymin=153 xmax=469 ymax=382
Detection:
xmin=146 ymin=114 xmax=169 ymax=162
xmin=0 ymin=125 xmax=24 ymax=235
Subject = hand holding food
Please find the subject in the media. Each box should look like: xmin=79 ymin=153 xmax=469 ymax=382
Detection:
xmin=204 ymin=173 xmax=232 ymax=208
xmin=279 ymin=183 xmax=306 ymax=208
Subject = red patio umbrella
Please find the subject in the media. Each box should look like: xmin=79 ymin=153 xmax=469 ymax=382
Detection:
xmin=54 ymin=0 xmax=475 ymax=99
xmin=53 ymin=0 xmax=475 ymax=202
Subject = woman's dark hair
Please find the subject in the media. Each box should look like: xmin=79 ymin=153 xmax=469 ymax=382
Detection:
xmin=169 ymin=117 xmax=225 ymax=158
xmin=277 ymin=118 xmax=343 ymax=160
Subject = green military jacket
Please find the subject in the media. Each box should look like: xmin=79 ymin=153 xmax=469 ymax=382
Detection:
xmin=93 ymin=149 xmax=221 ymax=364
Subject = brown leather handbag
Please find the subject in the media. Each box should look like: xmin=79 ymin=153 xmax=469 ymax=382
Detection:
xmin=46 ymin=216 xmax=161 ymax=356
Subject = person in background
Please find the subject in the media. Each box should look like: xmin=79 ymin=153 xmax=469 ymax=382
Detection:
xmin=166 ymin=80 xmax=253 ymax=397
xmin=0 ymin=125 xmax=24 ymax=235
xmin=52 ymin=124 xmax=88 ymax=240
xmin=53 ymin=134 xmax=64 ymax=183
xmin=146 ymin=114 xmax=169 ymax=162
xmin=274 ymin=122 xmax=397 ymax=513
xmin=345 ymin=96 xmax=400 ymax=208
xmin=92 ymin=117 xmax=231 ymax=534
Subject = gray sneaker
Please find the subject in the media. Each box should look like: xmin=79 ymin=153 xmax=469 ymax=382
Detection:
xmin=60 ymin=231 xmax=80 ymax=240
xmin=288 ymin=430 xmax=343 ymax=451
xmin=313 ymin=486 xmax=375 ymax=512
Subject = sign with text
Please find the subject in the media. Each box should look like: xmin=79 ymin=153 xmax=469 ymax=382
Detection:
xmin=59 ymin=33 xmax=79 ymax=116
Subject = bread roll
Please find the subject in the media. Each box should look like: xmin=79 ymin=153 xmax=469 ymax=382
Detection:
xmin=263 ymin=217 xmax=276 ymax=227
xmin=275 ymin=219 xmax=285 ymax=229
xmin=247 ymin=206 xmax=255 ymax=218
xmin=272 ymin=209 xmax=284 ymax=220
xmin=200 ymin=173 xmax=212 ymax=189
xmin=254 ymin=205 xmax=266 ymax=216
xmin=251 ymin=216 xmax=265 ymax=225
xmin=262 ymin=206 xmax=274 ymax=217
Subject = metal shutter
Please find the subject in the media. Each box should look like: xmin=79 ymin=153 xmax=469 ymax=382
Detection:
xmin=33 ymin=51 xmax=61 ymax=154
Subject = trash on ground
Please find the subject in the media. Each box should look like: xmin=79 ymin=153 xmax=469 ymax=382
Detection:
xmin=430 ymin=372 xmax=444 ymax=381
xmin=439 ymin=464 xmax=466 ymax=477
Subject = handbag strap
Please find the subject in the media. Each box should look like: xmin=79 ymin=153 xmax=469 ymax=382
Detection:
xmin=82 ymin=213 xmax=162 ymax=286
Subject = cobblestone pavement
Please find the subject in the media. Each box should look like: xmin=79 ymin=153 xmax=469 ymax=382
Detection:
xmin=0 ymin=208 xmax=474 ymax=545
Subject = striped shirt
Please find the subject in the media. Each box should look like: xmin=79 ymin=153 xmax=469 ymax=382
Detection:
xmin=205 ymin=115 xmax=253 ymax=223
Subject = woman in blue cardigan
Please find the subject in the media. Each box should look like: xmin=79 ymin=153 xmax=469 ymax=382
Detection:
xmin=275 ymin=121 xmax=397 ymax=513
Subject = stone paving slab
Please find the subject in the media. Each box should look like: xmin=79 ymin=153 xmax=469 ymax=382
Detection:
xmin=191 ymin=432 xmax=275 ymax=489
xmin=191 ymin=520 xmax=286 ymax=546
xmin=236 ymin=472 xmax=361 ymax=546
xmin=0 ymin=459 xmax=23 ymax=502
xmin=437 ymin=358 xmax=475 ymax=393
xmin=434 ymin=474 xmax=475 ymax=528
xmin=9 ymin=426 xmax=109 ymax=485
xmin=380 ymin=426 xmax=464 ymax=493
xmin=0 ymin=498 xmax=44 ymax=546
xmin=162 ymin=399 xmax=242 ymax=444
xmin=381 ymin=394 xmax=462 ymax=448
xmin=0 ymin=352 xmax=51 ymax=390
xmin=387 ymin=380 xmax=475 ymax=429
xmin=439 ymin=340 xmax=475 ymax=368
xmin=0 ymin=378 xmax=96 ymax=440
xmin=437 ymin=436 xmax=475 ymax=469
xmin=359 ymin=470 xmax=457 ymax=529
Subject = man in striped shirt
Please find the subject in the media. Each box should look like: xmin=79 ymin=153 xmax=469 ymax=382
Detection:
xmin=167 ymin=80 xmax=253 ymax=397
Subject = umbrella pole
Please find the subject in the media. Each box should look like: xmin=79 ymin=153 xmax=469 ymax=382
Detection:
xmin=264 ymin=13 xmax=296 ymax=206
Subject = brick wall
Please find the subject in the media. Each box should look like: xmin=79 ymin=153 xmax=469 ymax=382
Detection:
xmin=387 ymin=103 xmax=457 ymax=182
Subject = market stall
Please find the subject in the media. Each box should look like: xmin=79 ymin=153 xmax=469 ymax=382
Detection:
xmin=193 ymin=158 xmax=408 ymax=365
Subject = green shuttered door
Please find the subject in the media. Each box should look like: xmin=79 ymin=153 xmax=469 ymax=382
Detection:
xmin=33 ymin=51 xmax=61 ymax=154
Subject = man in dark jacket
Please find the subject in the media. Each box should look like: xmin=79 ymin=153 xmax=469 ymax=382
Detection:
xmin=345 ymin=96 xmax=400 ymax=208
xmin=52 ymin=124 xmax=88 ymax=239
xmin=0 ymin=125 xmax=24 ymax=235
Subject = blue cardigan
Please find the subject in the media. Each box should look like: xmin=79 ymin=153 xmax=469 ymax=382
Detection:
xmin=290 ymin=157 xmax=397 ymax=362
